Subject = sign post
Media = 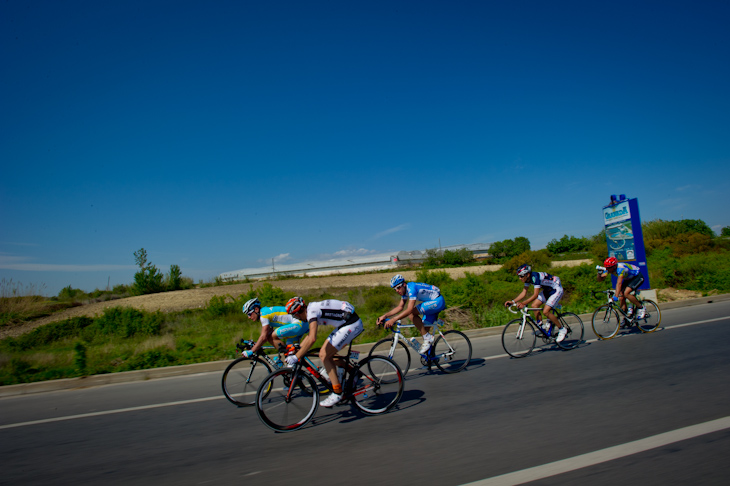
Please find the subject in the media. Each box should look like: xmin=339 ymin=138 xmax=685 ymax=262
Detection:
xmin=602 ymin=194 xmax=650 ymax=290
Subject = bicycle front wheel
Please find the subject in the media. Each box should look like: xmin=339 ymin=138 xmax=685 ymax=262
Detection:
xmin=433 ymin=330 xmax=472 ymax=373
xmin=636 ymin=300 xmax=661 ymax=333
xmin=369 ymin=337 xmax=411 ymax=378
xmin=350 ymin=356 xmax=403 ymax=415
xmin=591 ymin=304 xmax=620 ymax=340
xmin=555 ymin=312 xmax=584 ymax=350
xmin=256 ymin=369 xmax=318 ymax=432
xmin=502 ymin=319 xmax=536 ymax=358
xmin=221 ymin=357 xmax=272 ymax=407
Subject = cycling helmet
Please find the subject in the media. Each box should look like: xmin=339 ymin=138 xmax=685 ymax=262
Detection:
xmin=242 ymin=298 xmax=261 ymax=315
xmin=517 ymin=264 xmax=532 ymax=277
xmin=285 ymin=296 xmax=306 ymax=315
xmin=604 ymin=257 xmax=618 ymax=268
xmin=390 ymin=274 xmax=405 ymax=288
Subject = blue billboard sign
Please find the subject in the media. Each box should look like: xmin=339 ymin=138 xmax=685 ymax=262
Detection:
xmin=603 ymin=195 xmax=650 ymax=289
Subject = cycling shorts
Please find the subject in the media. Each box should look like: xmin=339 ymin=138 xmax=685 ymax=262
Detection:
xmin=537 ymin=287 xmax=564 ymax=308
xmin=621 ymin=274 xmax=645 ymax=291
xmin=274 ymin=322 xmax=308 ymax=344
xmin=326 ymin=320 xmax=364 ymax=351
xmin=416 ymin=295 xmax=447 ymax=326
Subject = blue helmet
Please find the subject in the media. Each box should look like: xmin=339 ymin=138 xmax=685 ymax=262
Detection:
xmin=517 ymin=264 xmax=532 ymax=277
xmin=390 ymin=274 xmax=405 ymax=288
xmin=242 ymin=298 xmax=261 ymax=315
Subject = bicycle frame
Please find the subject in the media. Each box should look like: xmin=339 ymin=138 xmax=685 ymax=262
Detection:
xmin=282 ymin=344 xmax=361 ymax=401
xmin=508 ymin=306 xmax=552 ymax=340
xmin=595 ymin=290 xmax=637 ymax=322
xmin=384 ymin=319 xmax=458 ymax=361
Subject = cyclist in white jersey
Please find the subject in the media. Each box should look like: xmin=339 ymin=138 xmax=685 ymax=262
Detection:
xmin=504 ymin=264 xmax=567 ymax=343
xmin=285 ymin=297 xmax=364 ymax=407
xmin=598 ymin=257 xmax=645 ymax=319
xmin=240 ymin=298 xmax=309 ymax=358
xmin=377 ymin=274 xmax=446 ymax=354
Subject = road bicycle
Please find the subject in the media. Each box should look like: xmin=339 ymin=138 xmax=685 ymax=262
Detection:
xmin=368 ymin=318 xmax=472 ymax=377
xmin=255 ymin=342 xmax=404 ymax=432
xmin=591 ymin=289 xmax=661 ymax=340
xmin=221 ymin=339 xmax=286 ymax=407
xmin=222 ymin=339 xmax=331 ymax=407
xmin=502 ymin=305 xmax=585 ymax=358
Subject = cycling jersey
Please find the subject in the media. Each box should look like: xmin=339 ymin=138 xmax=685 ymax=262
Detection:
xmin=401 ymin=282 xmax=445 ymax=326
xmin=525 ymin=272 xmax=562 ymax=293
xmin=615 ymin=263 xmax=641 ymax=278
xmin=402 ymin=282 xmax=441 ymax=302
xmin=306 ymin=300 xmax=363 ymax=350
xmin=525 ymin=272 xmax=563 ymax=308
xmin=306 ymin=300 xmax=359 ymax=328
xmin=259 ymin=306 xmax=304 ymax=329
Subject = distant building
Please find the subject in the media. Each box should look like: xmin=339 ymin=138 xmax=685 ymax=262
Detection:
xmin=218 ymin=243 xmax=491 ymax=282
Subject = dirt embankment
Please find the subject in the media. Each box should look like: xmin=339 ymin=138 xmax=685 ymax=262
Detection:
xmin=20 ymin=259 xmax=705 ymax=340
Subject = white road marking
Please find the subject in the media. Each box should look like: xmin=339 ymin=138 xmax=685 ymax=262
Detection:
xmin=461 ymin=416 xmax=730 ymax=486
xmin=2 ymin=315 xmax=728 ymax=431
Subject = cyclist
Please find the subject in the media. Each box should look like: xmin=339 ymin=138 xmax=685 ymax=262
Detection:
xmin=597 ymin=257 xmax=645 ymax=320
xmin=504 ymin=264 xmax=567 ymax=343
xmin=241 ymin=298 xmax=309 ymax=359
xmin=285 ymin=297 xmax=364 ymax=408
xmin=376 ymin=274 xmax=446 ymax=354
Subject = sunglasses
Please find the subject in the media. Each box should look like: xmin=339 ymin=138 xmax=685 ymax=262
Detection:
xmin=394 ymin=283 xmax=405 ymax=290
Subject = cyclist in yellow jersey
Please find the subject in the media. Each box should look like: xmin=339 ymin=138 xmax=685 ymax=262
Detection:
xmin=598 ymin=257 xmax=646 ymax=319
xmin=241 ymin=298 xmax=309 ymax=358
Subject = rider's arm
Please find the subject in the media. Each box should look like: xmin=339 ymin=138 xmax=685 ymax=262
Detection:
xmin=520 ymin=287 xmax=541 ymax=307
xmin=388 ymin=298 xmax=417 ymax=323
xmin=295 ymin=321 xmax=318 ymax=361
xmin=506 ymin=287 xmax=528 ymax=307
xmin=378 ymin=299 xmax=406 ymax=325
xmin=249 ymin=325 xmax=272 ymax=354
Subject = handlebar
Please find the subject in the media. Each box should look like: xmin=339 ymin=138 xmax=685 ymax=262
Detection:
xmin=507 ymin=305 xmax=543 ymax=314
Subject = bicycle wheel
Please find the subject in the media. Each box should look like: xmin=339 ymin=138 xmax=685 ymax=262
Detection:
xmin=221 ymin=357 xmax=272 ymax=407
xmin=368 ymin=337 xmax=411 ymax=378
xmin=502 ymin=319 xmax=536 ymax=358
xmin=349 ymin=356 xmax=403 ymax=415
xmin=591 ymin=305 xmax=621 ymax=340
xmin=433 ymin=330 xmax=472 ymax=373
xmin=256 ymin=369 xmax=318 ymax=432
xmin=555 ymin=312 xmax=584 ymax=350
xmin=636 ymin=300 xmax=661 ymax=333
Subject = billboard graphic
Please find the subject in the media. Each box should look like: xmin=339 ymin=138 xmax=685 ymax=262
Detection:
xmin=603 ymin=196 xmax=650 ymax=289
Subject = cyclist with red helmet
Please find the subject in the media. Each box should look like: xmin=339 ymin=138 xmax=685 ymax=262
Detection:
xmin=504 ymin=264 xmax=568 ymax=343
xmin=284 ymin=297 xmax=364 ymax=407
xmin=598 ymin=257 xmax=646 ymax=320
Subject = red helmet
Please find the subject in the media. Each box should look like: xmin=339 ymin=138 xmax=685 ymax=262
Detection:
xmin=604 ymin=257 xmax=618 ymax=268
xmin=285 ymin=297 xmax=306 ymax=315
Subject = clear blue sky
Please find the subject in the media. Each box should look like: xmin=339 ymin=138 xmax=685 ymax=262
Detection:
xmin=2 ymin=0 xmax=729 ymax=297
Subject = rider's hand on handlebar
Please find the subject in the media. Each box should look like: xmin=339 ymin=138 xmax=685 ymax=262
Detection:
xmin=242 ymin=350 xmax=253 ymax=358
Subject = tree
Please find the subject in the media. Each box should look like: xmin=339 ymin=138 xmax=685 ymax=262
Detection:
xmin=546 ymin=235 xmax=590 ymax=255
xmin=166 ymin=264 xmax=183 ymax=291
xmin=132 ymin=248 xmax=164 ymax=295
xmin=489 ymin=237 xmax=531 ymax=261
xmin=722 ymin=227 xmax=730 ymax=237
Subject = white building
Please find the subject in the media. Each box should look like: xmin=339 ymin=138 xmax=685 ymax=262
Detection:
xmin=218 ymin=243 xmax=491 ymax=282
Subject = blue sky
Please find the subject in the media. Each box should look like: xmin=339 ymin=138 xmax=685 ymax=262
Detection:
xmin=2 ymin=0 xmax=729 ymax=297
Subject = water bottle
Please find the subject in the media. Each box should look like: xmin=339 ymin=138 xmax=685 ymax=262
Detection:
xmin=409 ymin=337 xmax=419 ymax=350
xmin=273 ymin=356 xmax=283 ymax=368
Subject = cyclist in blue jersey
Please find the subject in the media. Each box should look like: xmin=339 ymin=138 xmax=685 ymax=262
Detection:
xmin=241 ymin=298 xmax=309 ymax=358
xmin=504 ymin=264 xmax=568 ymax=343
xmin=377 ymin=274 xmax=446 ymax=354
xmin=598 ymin=257 xmax=645 ymax=319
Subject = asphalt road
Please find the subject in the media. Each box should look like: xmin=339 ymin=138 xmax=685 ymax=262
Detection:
xmin=2 ymin=300 xmax=729 ymax=486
